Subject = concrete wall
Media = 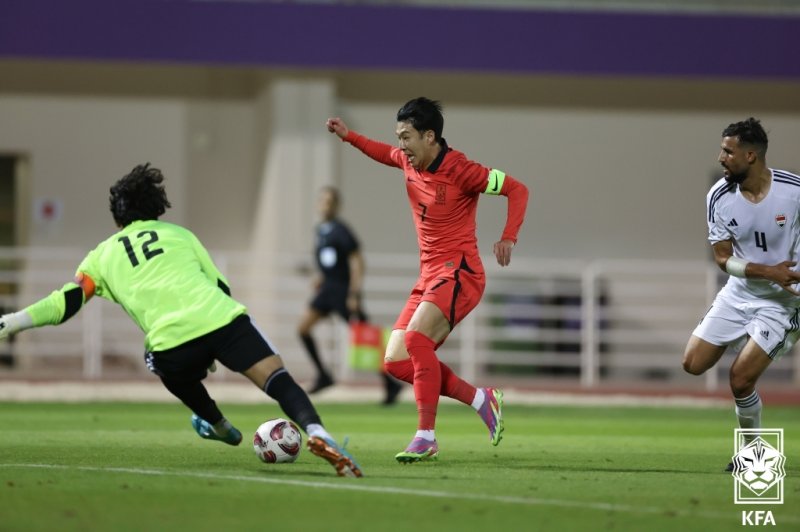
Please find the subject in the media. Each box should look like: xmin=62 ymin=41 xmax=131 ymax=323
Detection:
xmin=337 ymin=101 xmax=800 ymax=261
xmin=1 ymin=62 xmax=799 ymax=263
xmin=0 ymin=94 xmax=187 ymax=247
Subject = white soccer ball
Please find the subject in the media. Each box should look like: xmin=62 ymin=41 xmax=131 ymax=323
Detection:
xmin=253 ymin=418 xmax=303 ymax=464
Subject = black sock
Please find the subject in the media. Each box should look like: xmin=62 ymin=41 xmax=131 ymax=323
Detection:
xmin=263 ymin=369 xmax=322 ymax=431
xmin=382 ymin=372 xmax=402 ymax=404
xmin=299 ymin=333 xmax=330 ymax=379
xmin=161 ymin=378 xmax=223 ymax=425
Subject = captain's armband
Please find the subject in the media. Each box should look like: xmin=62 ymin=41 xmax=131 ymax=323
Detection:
xmin=75 ymin=272 xmax=96 ymax=300
xmin=484 ymin=169 xmax=506 ymax=195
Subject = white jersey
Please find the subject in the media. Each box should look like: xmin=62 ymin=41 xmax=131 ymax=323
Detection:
xmin=707 ymin=168 xmax=800 ymax=302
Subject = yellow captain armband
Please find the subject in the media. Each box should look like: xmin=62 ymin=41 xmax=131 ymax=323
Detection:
xmin=484 ymin=169 xmax=506 ymax=195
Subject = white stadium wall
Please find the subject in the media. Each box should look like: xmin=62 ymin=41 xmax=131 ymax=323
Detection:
xmin=0 ymin=62 xmax=799 ymax=382
xmin=1 ymin=66 xmax=798 ymax=262
xmin=0 ymin=94 xmax=188 ymax=247
xmin=339 ymin=102 xmax=800 ymax=261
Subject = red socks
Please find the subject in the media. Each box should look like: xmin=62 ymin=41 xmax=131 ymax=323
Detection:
xmin=385 ymin=350 xmax=478 ymax=407
xmin=439 ymin=362 xmax=477 ymax=405
xmin=404 ymin=330 xmax=440 ymax=430
xmin=385 ymin=358 xmax=415 ymax=383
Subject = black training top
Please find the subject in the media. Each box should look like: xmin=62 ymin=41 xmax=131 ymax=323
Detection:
xmin=315 ymin=219 xmax=359 ymax=285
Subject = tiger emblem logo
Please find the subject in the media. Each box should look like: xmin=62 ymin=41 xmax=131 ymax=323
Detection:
xmin=732 ymin=437 xmax=786 ymax=496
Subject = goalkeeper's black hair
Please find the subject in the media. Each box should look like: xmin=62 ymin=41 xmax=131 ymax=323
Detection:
xmin=109 ymin=163 xmax=171 ymax=227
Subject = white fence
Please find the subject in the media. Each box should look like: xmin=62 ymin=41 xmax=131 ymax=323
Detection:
xmin=0 ymin=247 xmax=797 ymax=389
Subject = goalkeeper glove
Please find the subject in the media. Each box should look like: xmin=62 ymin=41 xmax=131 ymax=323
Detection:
xmin=0 ymin=311 xmax=34 ymax=340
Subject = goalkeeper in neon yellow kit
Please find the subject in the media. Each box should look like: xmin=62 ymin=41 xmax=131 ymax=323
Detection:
xmin=0 ymin=163 xmax=362 ymax=478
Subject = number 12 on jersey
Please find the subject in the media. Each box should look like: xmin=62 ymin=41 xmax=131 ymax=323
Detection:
xmin=118 ymin=231 xmax=164 ymax=267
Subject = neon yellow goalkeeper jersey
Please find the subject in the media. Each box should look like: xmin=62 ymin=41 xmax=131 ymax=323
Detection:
xmin=76 ymin=220 xmax=246 ymax=351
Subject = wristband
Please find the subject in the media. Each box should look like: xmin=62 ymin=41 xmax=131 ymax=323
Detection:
xmin=726 ymin=256 xmax=749 ymax=278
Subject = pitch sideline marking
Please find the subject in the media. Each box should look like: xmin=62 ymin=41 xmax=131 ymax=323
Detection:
xmin=4 ymin=462 xmax=795 ymax=523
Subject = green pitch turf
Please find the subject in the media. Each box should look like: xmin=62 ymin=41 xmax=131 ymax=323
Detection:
xmin=0 ymin=400 xmax=797 ymax=531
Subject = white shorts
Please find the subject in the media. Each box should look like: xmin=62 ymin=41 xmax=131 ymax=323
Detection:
xmin=693 ymin=288 xmax=800 ymax=360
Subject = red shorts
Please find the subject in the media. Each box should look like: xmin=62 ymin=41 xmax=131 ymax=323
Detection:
xmin=393 ymin=254 xmax=486 ymax=331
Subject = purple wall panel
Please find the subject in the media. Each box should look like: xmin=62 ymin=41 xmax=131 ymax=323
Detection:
xmin=1 ymin=0 xmax=798 ymax=79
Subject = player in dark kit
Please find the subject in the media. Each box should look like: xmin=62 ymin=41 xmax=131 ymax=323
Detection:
xmin=298 ymin=186 xmax=403 ymax=404
xmin=327 ymin=97 xmax=529 ymax=462
xmin=0 ymin=163 xmax=362 ymax=477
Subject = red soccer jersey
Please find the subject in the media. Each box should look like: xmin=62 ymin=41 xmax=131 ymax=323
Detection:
xmin=344 ymin=131 xmax=528 ymax=269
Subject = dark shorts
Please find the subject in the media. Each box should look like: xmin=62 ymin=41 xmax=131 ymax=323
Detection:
xmin=144 ymin=314 xmax=277 ymax=382
xmin=311 ymin=282 xmax=368 ymax=321
xmin=311 ymin=283 xmax=350 ymax=320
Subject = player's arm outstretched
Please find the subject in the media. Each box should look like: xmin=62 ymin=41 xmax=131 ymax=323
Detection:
xmin=0 ymin=272 xmax=96 ymax=340
xmin=712 ymin=240 xmax=800 ymax=295
xmin=326 ymin=117 xmax=401 ymax=169
xmin=326 ymin=117 xmax=350 ymax=139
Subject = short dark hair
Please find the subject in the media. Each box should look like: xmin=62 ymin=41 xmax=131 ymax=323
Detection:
xmin=109 ymin=163 xmax=171 ymax=227
xmin=722 ymin=117 xmax=768 ymax=157
xmin=320 ymin=185 xmax=341 ymax=207
xmin=396 ymin=97 xmax=444 ymax=141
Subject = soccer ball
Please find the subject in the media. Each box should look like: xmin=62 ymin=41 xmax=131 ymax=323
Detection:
xmin=253 ymin=418 xmax=302 ymax=463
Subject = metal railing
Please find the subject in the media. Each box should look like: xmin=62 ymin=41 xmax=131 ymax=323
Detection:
xmin=0 ymin=247 xmax=797 ymax=389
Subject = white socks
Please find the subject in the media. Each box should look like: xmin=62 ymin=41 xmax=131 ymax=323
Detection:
xmin=306 ymin=423 xmax=332 ymax=441
xmin=735 ymin=390 xmax=762 ymax=442
xmin=471 ymin=388 xmax=485 ymax=411
xmin=415 ymin=430 xmax=435 ymax=441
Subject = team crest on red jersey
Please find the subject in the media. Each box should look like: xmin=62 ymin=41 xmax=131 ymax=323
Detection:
xmin=436 ymin=184 xmax=446 ymax=205
xmin=775 ymin=214 xmax=786 ymax=228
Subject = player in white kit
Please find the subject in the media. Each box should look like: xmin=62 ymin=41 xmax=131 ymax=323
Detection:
xmin=682 ymin=118 xmax=800 ymax=470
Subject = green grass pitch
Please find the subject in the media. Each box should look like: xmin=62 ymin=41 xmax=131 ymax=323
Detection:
xmin=1 ymin=400 xmax=797 ymax=531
